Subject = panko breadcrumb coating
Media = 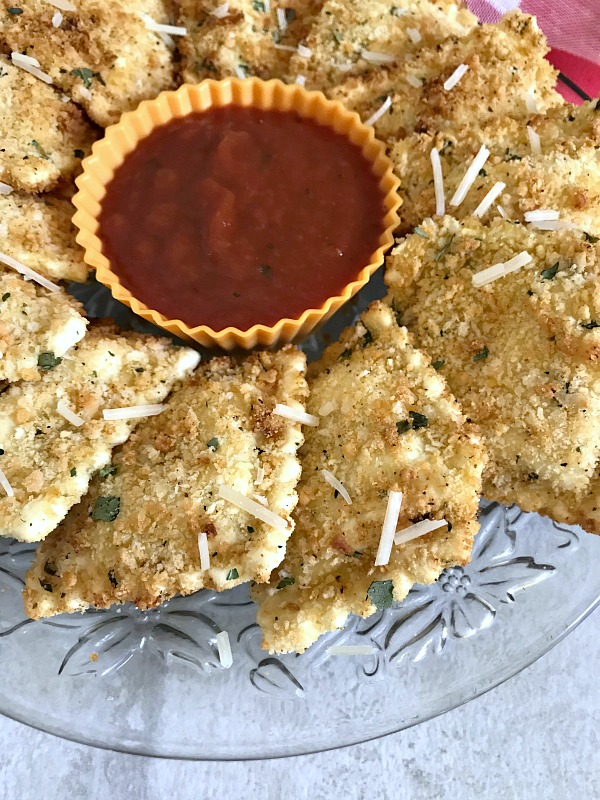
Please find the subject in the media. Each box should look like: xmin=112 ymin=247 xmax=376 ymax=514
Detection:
xmin=385 ymin=217 xmax=600 ymax=533
xmin=0 ymin=0 xmax=175 ymax=127
xmin=329 ymin=11 xmax=561 ymax=141
xmin=23 ymin=347 xmax=308 ymax=618
xmin=253 ymin=302 xmax=485 ymax=653
xmin=286 ymin=0 xmax=476 ymax=92
xmin=0 ymin=269 xmax=86 ymax=383
xmin=0 ymin=325 xmax=200 ymax=543
xmin=0 ymin=54 xmax=96 ymax=192
xmin=177 ymin=0 xmax=322 ymax=82
xmin=391 ymin=101 xmax=600 ymax=234
xmin=0 ymin=192 xmax=89 ymax=283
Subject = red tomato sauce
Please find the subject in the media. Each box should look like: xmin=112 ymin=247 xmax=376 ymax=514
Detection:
xmin=98 ymin=106 xmax=386 ymax=331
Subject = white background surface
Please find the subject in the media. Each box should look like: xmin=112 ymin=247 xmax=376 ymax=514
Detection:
xmin=0 ymin=606 xmax=598 ymax=800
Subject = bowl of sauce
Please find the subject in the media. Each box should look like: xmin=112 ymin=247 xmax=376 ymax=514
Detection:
xmin=73 ymin=79 xmax=401 ymax=349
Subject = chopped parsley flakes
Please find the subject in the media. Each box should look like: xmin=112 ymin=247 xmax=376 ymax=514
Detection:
xmin=473 ymin=347 xmax=489 ymax=362
xmin=37 ymin=351 xmax=62 ymax=370
xmin=540 ymin=263 xmax=559 ymax=281
xmin=70 ymin=67 xmax=105 ymax=89
xmin=581 ymin=320 xmax=599 ymax=330
xmin=98 ymin=464 xmax=117 ymax=479
xmin=207 ymin=437 xmax=220 ymax=451
xmin=226 ymin=568 xmax=239 ymax=581
xmin=367 ymin=579 xmax=394 ymax=609
xmin=432 ymin=359 xmax=445 ymax=370
xmin=91 ymin=495 xmax=120 ymax=522
xmin=276 ymin=576 xmax=295 ymax=589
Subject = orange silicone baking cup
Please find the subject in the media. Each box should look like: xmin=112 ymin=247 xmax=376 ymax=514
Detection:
xmin=72 ymin=79 xmax=401 ymax=350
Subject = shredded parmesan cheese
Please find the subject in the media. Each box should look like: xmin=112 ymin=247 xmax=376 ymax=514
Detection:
xmin=273 ymin=43 xmax=297 ymax=51
xmin=375 ymin=490 xmax=402 ymax=566
xmin=296 ymin=44 xmax=312 ymax=58
xmin=57 ymin=399 xmax=84 ymax=427
xmin=218 ymin=485 xmax=289 ymax=530
xmin=273 ymin=403 xmax=319 ymax=427
xmin=450 ymin=145 xmax=490 ymax=207
xmin=233 ymin=65 xmax=248 ymax=79
xmin=327 ymin=645 xmax=376 ymax=656
xmin=472 ymin=251 xmax=532 ymax=287
xmin=11 ymin=52 xmax=53 ymax=84
xmin=322 ymin=469 xmax=352 ymax=505
xmin=0 ymin=182 xmax=13 ymax=195
xmin=140 ymin=13 xmax=187 ymax=36
xmin=46 ymin=0 xmax=76 ymax=10
xmin=527 ymin=125 xmax=541 ymax=155
xmin=497 ymin=204 xmax=508 ymax=219
xmin=264 ymin=0 xmax=270 ymax=10
xmin=405 ymin=74 xmax=423 ymax=88
xmin=0 ymin=251 xmax=60 ymax=292
xmin=524 ymin=209 xmax=559 ymax=222
xmin=0 ymin=467 xmax=14 ymax=498
xmin=198 ymin=531 xmax=210 ymax=570
xmin=443 ymin=63 xmax=468 ymax=91
xmin=394 ymin=518 xmax=447 ymax=545
xmin=295 ymin=75 xmax=306 ymax=86
xmin=360 ymin=49 xmax=395 ymax=65
xmin=277 ymin=7 xmax=287 ymax=30
xmin=529 ymin=220 xmax=560 ymax=231
xmin=525 ymin=86 xmax=539 ymax=114
xmin=211 ymin=2 xmax=229 ymax=17
xmin=430 ymin=148 xmax=445 ymax=216
xmin=52 ymin=10 xmax=63 ymax=27
xmin=406 ymin=27 xmax=421 ymax=43
xmin=364 ymin=95 xmax=392 ymax=128
xmin=473 ymin=181 xmax=506 ymax=218
xmin=216 ymin=630 xmax=233 ymax=668
xmin=102 ymin=404 xmax=166 ymax=421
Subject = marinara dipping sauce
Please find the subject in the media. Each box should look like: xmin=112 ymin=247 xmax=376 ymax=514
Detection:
xmin=98 ymin=106 xmax=386 ymax=331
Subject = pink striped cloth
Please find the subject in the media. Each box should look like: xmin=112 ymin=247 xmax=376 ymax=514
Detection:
xmin=466 ymin=0 xmax=600 ymax=103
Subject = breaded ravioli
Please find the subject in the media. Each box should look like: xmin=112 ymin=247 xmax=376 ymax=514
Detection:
xmin=23 ymin=347 xmax=308 ymax=618
xmin=0 ymin=325 xmax=199 ymax=542
xmin=253 ymin=303 xmax=485 ymax=653
xmin=385 ymin=217 xmax=600 ymax=532
xmin=0 ymin=192 xmax=88 ymax=283
xmin=0 ymin=0 xmax=174 ymax=127
xmin=177 ymin=0 xmax=322 ymax=82
xmin=0 ymin=270 xmax=87 ymax=383
xmin=391 ymin=101 xmax=600 ymax=234
xmin=286 ymin=0 xmax=476 ymax=91
xmin=328 ymin=11 xmax=560 ymax=141
xmin=0 ymin=55 xmax=95 ymax=192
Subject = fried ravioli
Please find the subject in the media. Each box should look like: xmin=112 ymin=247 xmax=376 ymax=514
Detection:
xmin=23 ymin=347 xmax=308 ymax=618
xmin=0 ymin=54 xmax=96 ymax=192
xmin=0 ymin=270 xmax=87 ymax=383
xmin=252 ymin=302 xmax=485 ymax=653
xmin=391 ymin=101 xmax=600 ymax=234
xmin=0 ymin=192 xmax=89 ymax=283
xmin=328 ymin=11 xmax=560 ymax=141
xmin=385 ymin=217 xmax=600 ymax=532
xmin=177 ymin=0 xmax=322 ymax=82
xmin=0 ymin=0 xmax=174 ymax=127
xmin=286 ymin=0 xmax=476 ymax=92
xmin=0 ymin=325 xmax=200 ymax=542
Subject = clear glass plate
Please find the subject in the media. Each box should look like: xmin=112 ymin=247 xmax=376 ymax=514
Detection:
xmin=1 ymin=273 xmax=599 ymax=760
